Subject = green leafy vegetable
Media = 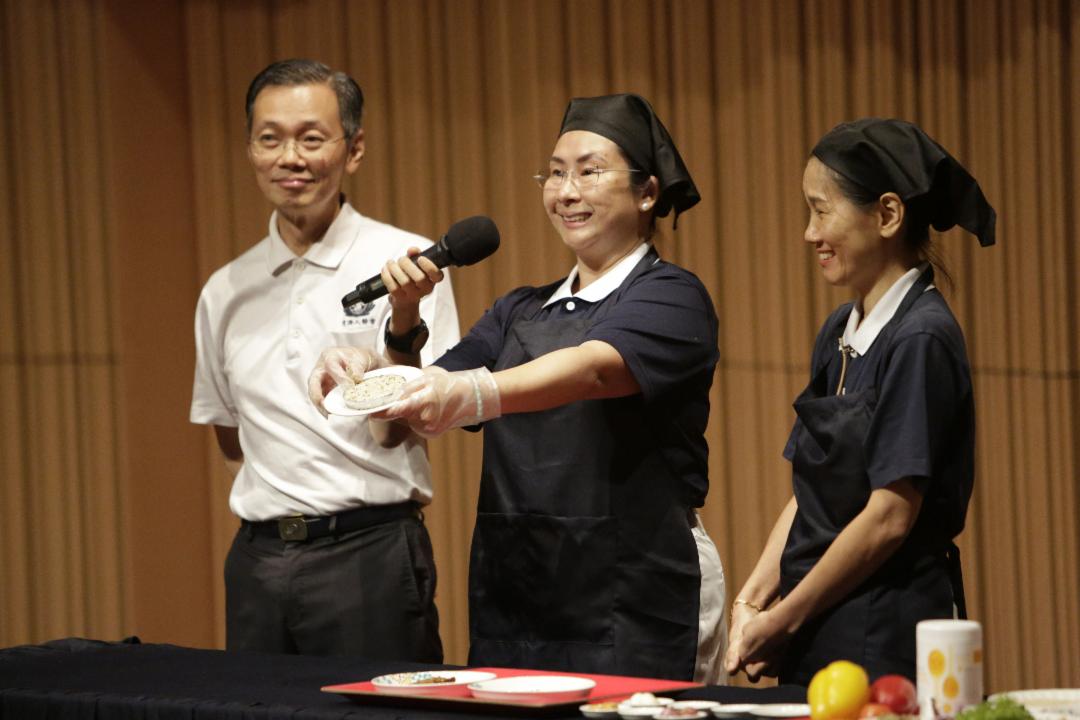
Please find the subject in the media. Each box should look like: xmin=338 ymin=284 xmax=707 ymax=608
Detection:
xmin=956 ymin=697 xmax=1035 ymax=720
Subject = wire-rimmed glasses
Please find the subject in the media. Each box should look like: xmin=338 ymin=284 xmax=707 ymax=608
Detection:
xmin=248 ymin=134 xmax=347 ymax=160
xmin=533 ymin=166 xmax=641 ymax=189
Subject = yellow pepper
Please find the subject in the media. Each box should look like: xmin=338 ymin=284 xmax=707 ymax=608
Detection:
xmin=808 ymin=660 xmax=871 ymax=720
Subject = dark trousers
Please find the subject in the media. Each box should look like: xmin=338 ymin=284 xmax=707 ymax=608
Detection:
xmin=224 ymin=514 xmax=442 ymax=662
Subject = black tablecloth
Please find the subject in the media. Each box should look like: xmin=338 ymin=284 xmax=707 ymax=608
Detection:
xmin=0 ymin=638 xmax=805 ymax=720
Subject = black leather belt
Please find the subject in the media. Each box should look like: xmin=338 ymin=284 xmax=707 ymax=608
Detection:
xmin=241 ymin=502 xmax=419 ymax=542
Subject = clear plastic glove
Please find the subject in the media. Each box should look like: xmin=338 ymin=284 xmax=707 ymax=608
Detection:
xmin=307 ymin=346 xmax=386 ymax=417
xmin=377 ymin=366 xmax=501 ymax=438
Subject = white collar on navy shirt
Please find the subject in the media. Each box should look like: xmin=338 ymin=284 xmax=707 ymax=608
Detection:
xmin=842 ymin=263 xmax=933 ymax=356
xmin=541 ymin=242 xmax=653 ymax=308
xmin=266 ymin=201 xmax=360 ymax=275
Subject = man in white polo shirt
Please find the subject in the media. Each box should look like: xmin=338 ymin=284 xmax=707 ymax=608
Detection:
xmin=190 ymin=58 xmax=458 ymax=660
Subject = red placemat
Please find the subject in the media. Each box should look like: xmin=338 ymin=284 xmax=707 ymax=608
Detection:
xmin=322 ymin=666 xmax=701 ymax=714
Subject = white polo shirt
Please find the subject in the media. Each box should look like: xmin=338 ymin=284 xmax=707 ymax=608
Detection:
xmin=191 ymin=202 xmax=460 ymax=521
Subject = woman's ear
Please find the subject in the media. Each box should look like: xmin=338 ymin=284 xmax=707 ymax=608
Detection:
xmin=878 ymin=192 xmax=904 ymax=238
xmin=638 ymin=175 xmax=660 ymax=212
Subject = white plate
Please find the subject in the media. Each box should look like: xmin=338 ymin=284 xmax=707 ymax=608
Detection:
xmin=621 ymin=696 xmax=676 ymax=708
xmin=619 ymin=696 xmax=676 ymax=717
xmin=468 ymin=675 xmax=597 ymax=704
xmin=711 ymin=704 xmax=761 ymax=718
xmin=990 ymin=690 xmax=1080 ymax=720
xmin=752 ymin=704 xmax=810 ymax=718
xmin=581 ymin=700 xmax=623 ymax=718
xmin=671 ymin=701 xmax=722 ymax=712
xmin=323 ymin=365 xmax=423 ymax=416
xmin=370 ymin=670 xmax=497 ymax=696
xmin=656 ymin=709 xmax=709 ymax=720
xmin=619 ymin=707 xmax=666 ymax=719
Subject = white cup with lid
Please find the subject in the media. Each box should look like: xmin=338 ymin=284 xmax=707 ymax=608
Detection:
xmin=916 ymin=619 xmax=983 ymax=719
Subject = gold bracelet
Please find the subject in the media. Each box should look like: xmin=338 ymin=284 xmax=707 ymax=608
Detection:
xmin=733 ymin=598 xmax=764 ymax=613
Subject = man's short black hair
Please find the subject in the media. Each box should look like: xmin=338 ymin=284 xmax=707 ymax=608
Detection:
xmin=245 ymin=58 xmax=364 ymax=139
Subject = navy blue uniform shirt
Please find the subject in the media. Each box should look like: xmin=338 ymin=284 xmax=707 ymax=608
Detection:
xmin=784 ymin=288 xmax=975 ymax=540
xmin=436 ymin=258 xmax=719 ymax=506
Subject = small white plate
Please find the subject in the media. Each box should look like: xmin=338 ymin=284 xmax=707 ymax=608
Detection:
xmin=581 ymin=700 xmax=623 ymax=718
xmin=712 ymin=704 xmax=761 ymax=718
xmin=672 ymin=701 xmax=722 ymax=712
xmin=619 ymin=707 xmax=666 ymax=719
xmin=656 ymin=709 xmax=709 ymax=720
xmin=468 ymin=675 xmax=597 ymax=704
xmin=370 ymin=670 xmax=497 ymax=696
xmin=323 ymin=365 xmax=423 ymax=416
xmin=752 ymin=704 xmax=811 ymax=718
xmin=619 ymin=698 xmax=676 ymax=719
xmin=620 ymin=696 xmax=676 ymax=709
xmin=990 ymin=690 xmax=1080 ymax=720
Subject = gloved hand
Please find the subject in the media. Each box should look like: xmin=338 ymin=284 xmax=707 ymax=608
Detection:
xmin=378 ymin=366 xmax=501 ymax=437
xmin=307 ymin=346 xmax=386 ymax=417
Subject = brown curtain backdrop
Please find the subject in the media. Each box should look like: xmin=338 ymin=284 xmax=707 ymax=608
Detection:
xmin=1 ymin=0 xmax=1077 ymax=691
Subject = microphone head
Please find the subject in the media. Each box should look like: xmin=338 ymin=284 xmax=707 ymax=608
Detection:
xmin=444 ymin=215 xmax=500 ymax=266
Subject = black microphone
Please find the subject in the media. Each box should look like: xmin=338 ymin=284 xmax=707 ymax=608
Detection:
xmin=341 ymin=215 xmax=501 ymax=309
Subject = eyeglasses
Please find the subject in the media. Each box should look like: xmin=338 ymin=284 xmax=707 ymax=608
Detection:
xmin=533 ymin=166 xmax=641 ymax=189
xmin=248 ymin=134 xmax=346 ymax=159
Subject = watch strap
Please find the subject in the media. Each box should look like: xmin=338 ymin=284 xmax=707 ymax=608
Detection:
xmin=384 ymin=317 xmax=429 ymax=354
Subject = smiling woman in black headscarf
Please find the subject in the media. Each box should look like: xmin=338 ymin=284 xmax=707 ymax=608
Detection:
xmin=310 ymin=94 xmax=726 ymax=681
xmin=724 ymin=118 xmax=995 ymax=685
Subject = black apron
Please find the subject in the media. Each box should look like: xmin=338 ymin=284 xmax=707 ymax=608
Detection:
xmin=779 ymin=269 xmax=966 ymax=684
xmin=467 ymin=250 xmax=700 ymax=680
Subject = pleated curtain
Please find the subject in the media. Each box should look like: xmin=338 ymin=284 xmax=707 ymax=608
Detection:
xmin=1 ymin=0 xmax=1077 ymax=690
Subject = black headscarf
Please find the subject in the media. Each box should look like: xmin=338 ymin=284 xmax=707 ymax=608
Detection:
xmin=812 ymin=118 xmax=996 ymax=247
xmin=558 ymin=93 xmax=700 ymax=227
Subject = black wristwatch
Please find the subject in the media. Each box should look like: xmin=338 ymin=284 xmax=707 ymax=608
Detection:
xmin=384 ymin=317 xmax=429 ymax=354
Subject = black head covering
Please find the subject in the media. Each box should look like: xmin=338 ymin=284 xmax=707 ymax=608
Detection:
xmin=558 ymin=93 xmax=700 ymax=227
xmin=812 ymin=118 xmax=996 ymax=247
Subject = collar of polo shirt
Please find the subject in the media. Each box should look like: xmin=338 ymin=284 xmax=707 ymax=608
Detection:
xmin=542 ymin=242 xmax=653 ymax=308
xmin=842 ymin=263 xmax=933 ymax=356
xmin=266 ymin=202 xmax=362 ymax=275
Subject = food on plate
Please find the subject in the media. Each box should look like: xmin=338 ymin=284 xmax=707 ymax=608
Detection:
xmin=988 ymin=690 xmax=1080 ymax=720
xmin=343 ymin=374 xmax=407 ymax=410
xmin=808 ymin=660 xmax=871 ymax=720
xmin=624 ymin=693 xmax=671 ymax=707
xmin=869 ymin=675 xmax=919 ymax=715
xmin=582 ymin=700 xmax=623 ymax=717
xmin=410 ymin=674 xmax=455 ymax=685
xmin=957 ymin=698 xmax=1035 ymax=720
xmin=369 ymin=669 xmax=498 ymax=696
xmin=656 ymin=707 xmax=707 ymax=718
xmin=617 ymin=693 xmax=676 ymax=718
xmin=584 ymin=701 xmax=621 ymax=711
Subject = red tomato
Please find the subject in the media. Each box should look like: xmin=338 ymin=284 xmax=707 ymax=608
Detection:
xmin=858 ymin=703 xmax=894 ymax=718
xmin=869 ymin=675 xmax=918 ymax=715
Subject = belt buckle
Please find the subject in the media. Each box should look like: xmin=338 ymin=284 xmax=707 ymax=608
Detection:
xmin=278 ymin=516 xmax=308 ymax=541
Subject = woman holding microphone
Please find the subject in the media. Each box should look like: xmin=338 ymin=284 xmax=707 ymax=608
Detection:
xmin=311 ymin=94 xmax=726 ymax=681
xmin=724 ymin=118 xmax=995 ymax=684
